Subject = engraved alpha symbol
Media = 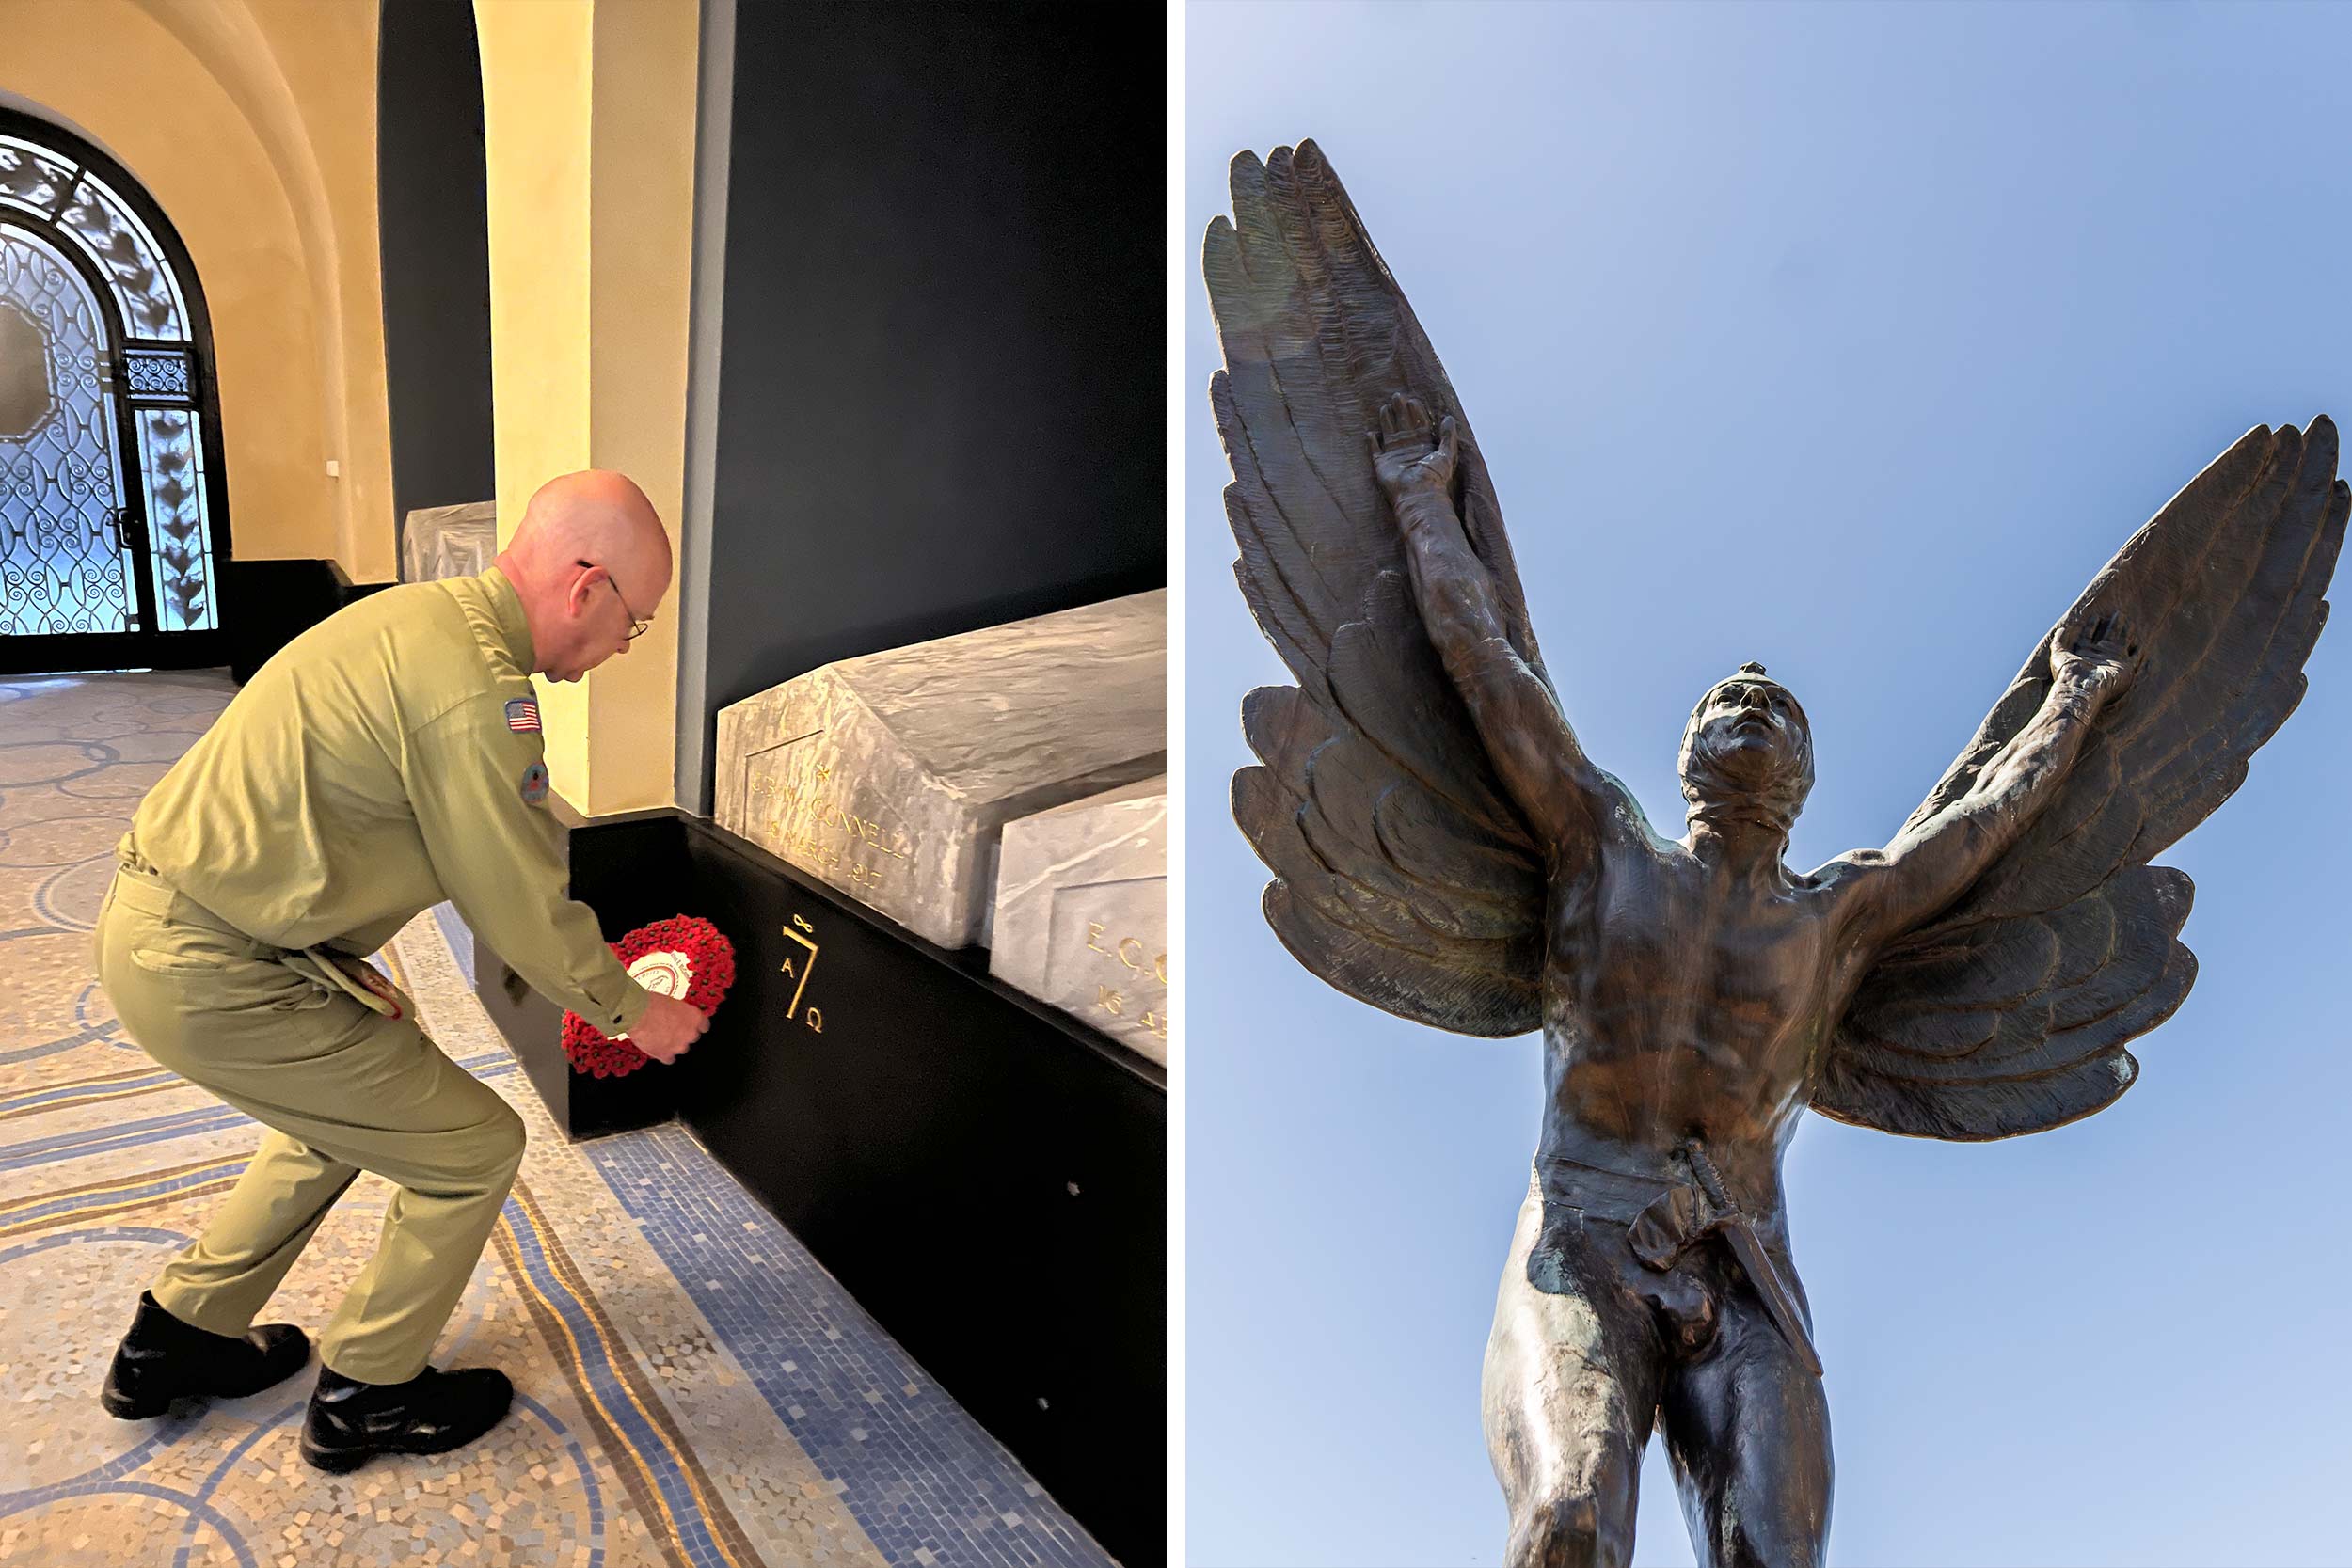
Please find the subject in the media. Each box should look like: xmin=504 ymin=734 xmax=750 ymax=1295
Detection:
xmin=780 ymin=913 xmax=819 ymax=1021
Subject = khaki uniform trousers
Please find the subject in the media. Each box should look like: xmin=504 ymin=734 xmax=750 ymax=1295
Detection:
xmin=92 ymin=852 xmax=525 ymax=1384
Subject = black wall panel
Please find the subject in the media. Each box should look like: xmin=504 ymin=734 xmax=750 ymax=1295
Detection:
xmin=377 ymin=0 xmax=496 ymax=548
xmin=673 ymin=819 xmax=1166 ymax=1568
xmin=225 ymin=562 xmax=392 ymax=684
xmin=475 ymin=810 xmax=1167 ymax=1565
xmin=701 ymin=0 xmax=1166 ymax=810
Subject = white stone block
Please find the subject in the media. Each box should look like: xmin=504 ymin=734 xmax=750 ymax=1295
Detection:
xmin=714 ymin=590 xmax=1165 ymax=948
xmin=991 ymin=775 xmax=1168 ymax=1063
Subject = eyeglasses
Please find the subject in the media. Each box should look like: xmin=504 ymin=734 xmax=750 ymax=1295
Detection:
xmin=578 ymin=559 xmax=651 ymax=641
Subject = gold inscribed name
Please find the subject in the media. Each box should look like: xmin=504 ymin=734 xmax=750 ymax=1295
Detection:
xmin=753 ymin=769 xmax=916 ymax=890
xmin=1087 ymin=922 xmax=1169 ymax=1041
xmin=768 ymin=818 xmax=892 ymax=891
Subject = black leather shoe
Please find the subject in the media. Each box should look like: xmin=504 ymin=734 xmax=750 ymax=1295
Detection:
xmin=100 ymin=1291 xmax=311 ymax=1418
xmin=299 ymin=1363 xmax=515 ymax=1473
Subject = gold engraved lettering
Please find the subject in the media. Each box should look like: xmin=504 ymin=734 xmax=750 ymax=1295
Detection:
xmin=791 ymin=914 xmax=815 ymax=935
xmin=780 ymin=922 xmax=819 ymax=1019
xmin=804 ymin=1006 xmax=824 ymax=1033
xmin=774 ymin=826 xmax=847 ymax=873
xmin=769 ymin=787 xmax=916 ymax=872
xmin=818 ymin=799 xmax=910 ymax=862
xmin=1086 ymin=927 xmax=1168 ymax=988
xmin=1096 ymin=983 xmax=1124 ymax=1017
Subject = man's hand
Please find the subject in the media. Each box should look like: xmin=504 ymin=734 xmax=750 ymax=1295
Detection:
xmin=625 ymin=993 xmax=709 ymax=1065
xmin=2050 ymin=607 xmax=2141 ymax=704
xmin=1368 ymin=391 xmax=1459 ymax=509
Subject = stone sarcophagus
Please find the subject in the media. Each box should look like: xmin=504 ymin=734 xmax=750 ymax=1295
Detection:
xmin=714 ymin=590 xmax=1166 ymax=949
xmin=990 ymin=775 xmax=1168 ymax=1064
xmin=399 ymin=500 xmax=498 ymax=583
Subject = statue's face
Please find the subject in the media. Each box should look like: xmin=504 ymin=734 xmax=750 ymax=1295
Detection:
xmin=1678 ymin=674 xmax=1815 ymax=829
xmin=1692 ymin=677 xmax=1804 ymax=774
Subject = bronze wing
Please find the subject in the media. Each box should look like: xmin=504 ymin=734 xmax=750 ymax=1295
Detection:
xmin=1820 ymin=420 xmax=2348 ymax=1139
xmin=1206 ymin=140 xmax=1584 ymax=1037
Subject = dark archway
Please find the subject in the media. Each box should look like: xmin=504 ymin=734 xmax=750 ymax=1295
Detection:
xmin=0 ymin=106 xmax=233 ymax=674
xmin=376 ymin=0 xmax=495 ymax=566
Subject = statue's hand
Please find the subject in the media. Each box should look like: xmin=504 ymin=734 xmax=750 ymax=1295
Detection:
xmin=1367 ymin=391 xmax=1459 ymax=510
xmin=2050 ymin=607 xmax=2141 ymax=703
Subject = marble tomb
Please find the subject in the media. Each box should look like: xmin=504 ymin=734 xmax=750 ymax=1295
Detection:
xmin=400 ymin=499 xmax=498 ymax=583
xmin=990 ymin=774 xmax=1168 ymax=1065
xmin=714 ymin=590 xmax=1166 ymax=949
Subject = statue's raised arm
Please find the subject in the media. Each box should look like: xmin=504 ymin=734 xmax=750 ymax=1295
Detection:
xmin=1205 ymin=141 xmax=1641 ymax=1037
xmin=1367 ymin=391 xmax=1639 ymax=861
xmin=1817 ymin=420 xmax=2348 ymax=1141
xmin=1829 ymin=606 xmax=2143 ymax=946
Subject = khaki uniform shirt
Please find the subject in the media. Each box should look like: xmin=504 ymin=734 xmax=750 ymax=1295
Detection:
xmin=129 ymin=564 xmax=652 ymax=1037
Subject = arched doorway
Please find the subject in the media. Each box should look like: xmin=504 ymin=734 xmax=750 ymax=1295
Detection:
xmin=0 ymin=106 xmax=231 ymax=674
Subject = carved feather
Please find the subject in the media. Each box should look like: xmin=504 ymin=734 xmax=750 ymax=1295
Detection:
xmin=1820 ymin=421 xmax=2346 ymax=1139
xmin=1208 ymin=141 xmax=1555 ymax=1036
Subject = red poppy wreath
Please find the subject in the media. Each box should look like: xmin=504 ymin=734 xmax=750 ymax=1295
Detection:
xmin=561 ymin=915 xmax=737 ymax=1077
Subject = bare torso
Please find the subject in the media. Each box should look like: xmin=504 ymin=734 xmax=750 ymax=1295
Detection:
xmin=1540 ymin=834 xmax=1867 ymax=1224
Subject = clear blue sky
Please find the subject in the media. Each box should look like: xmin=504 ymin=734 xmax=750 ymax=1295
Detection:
xmin=1183 ymin=5 xmax=2352 ymax=1564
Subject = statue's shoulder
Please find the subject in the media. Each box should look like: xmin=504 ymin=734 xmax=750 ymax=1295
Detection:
xmin=1799 ymin=847 xmax=1885 ymax=891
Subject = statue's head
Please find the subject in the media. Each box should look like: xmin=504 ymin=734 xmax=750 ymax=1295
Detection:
xmin=1678 ymin=662 xmax=1815 ymax=836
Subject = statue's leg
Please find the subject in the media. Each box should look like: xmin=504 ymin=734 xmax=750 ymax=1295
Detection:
xmin=1657 ymin=1278 xmax=1832 ymax=1568
xmin=1482 ymin=1182 xmax=1662 ymax=1568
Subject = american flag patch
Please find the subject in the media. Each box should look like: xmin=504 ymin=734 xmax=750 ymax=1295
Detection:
xmin=505 ymin=697 xmax=541 ymax=733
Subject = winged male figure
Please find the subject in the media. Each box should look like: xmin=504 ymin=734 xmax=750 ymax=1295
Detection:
xmin=1206 ymin=139 xmax=2347 ymax=1568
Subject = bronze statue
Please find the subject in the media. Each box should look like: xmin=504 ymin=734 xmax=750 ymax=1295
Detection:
xmin=1204 ymin=139 xmax=2346 ymax=1568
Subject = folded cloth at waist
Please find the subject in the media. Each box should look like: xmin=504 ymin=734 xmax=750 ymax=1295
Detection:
xmin=1531 ymin=1141 xmax=1823 ymax=1375
xmin=1536 ymin=1142 xmax=1782 ymax=1226
xmin=1533 ymin=1153 xmax=1682 ymax=1226
xmin=111 ymin=837 xmax=405 ymax=1019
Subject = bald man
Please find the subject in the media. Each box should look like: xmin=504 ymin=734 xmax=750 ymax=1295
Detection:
xmin=91 ymin=471 xmax=708 ymax=1470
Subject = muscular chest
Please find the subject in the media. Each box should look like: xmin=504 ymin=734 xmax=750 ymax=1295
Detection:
xmin=1549 ymin=856 xmax=1829 ymax=1043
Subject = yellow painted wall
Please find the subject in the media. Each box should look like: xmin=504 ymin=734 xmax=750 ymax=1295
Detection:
xmin=0 ymin=0 xmax=393 ymax=579
xmin=479 ymin=0 xmax=695 ymax=813
xmin=479 ymin=0 xmax=596 ymax=796
xmin=586 ymin=0 xmax=697 ymax=812
xmin=8 ymin=0 xmax=687 ymax=805
xmin=235 ymin=0 xmax=397 ymax=582
xmin=0 ymin=0 xmax=343 ymax=565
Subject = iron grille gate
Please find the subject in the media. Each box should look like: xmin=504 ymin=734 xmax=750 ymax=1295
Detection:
xmin=0 ymin=108 xmax=231 ymax=675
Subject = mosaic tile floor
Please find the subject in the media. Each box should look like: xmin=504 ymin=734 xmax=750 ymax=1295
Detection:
xmin=0 ymin=672 xmax=1117 ymax=1568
